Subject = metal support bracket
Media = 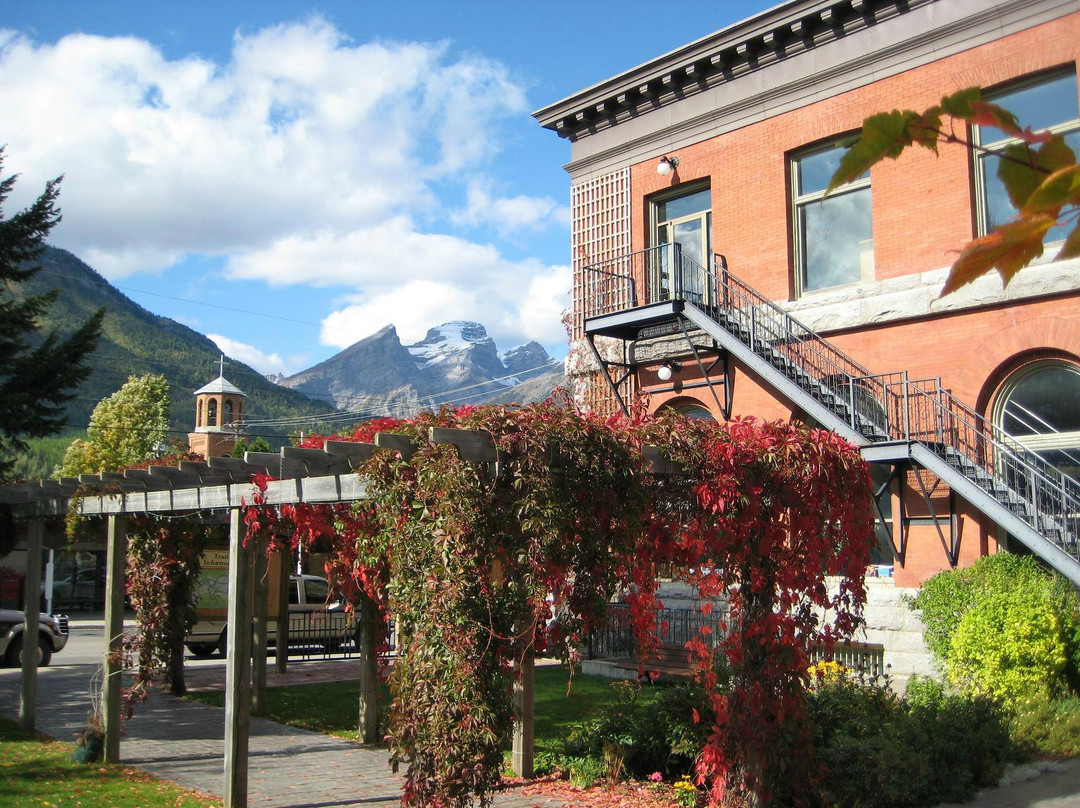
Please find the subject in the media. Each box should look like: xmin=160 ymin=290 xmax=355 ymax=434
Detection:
xmin=869 ymin=463 xmax=902 ymax=563
xmin=585 ymin=333 xmax=634 ymax=417
xmin=675 ymin=316 xmax=735 ymax=419
xmin=911 ymin=466 xmax=960 ymax=567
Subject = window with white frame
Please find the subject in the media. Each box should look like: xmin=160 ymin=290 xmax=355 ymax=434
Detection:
xmin=791 ymin=139 xmax=874 ymax=295
xmin=974 ymin=69 xmax=1080 ymax=242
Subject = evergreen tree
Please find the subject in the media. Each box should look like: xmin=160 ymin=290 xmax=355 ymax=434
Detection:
xmin=0 ymin=149 xmax=103 ymax=479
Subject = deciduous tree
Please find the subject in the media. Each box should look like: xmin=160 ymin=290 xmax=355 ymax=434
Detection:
xmin=59 ymin=373 xmax=171 ymax=476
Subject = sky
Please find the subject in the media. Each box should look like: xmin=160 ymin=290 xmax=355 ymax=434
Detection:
xmin=2 ymin=0 xmax=774 ymax=379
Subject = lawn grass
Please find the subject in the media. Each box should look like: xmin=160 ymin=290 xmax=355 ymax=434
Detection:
xmin=0 ymin=716 xmax=221 ymax=808
xmin=187 ymin=665 xmax=657 ymax=750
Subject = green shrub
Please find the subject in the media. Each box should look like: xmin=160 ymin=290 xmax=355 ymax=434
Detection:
xmin=566 ymin=755 xmax=607 ymax=788
xmin=947 ymin=586 xmax=1068 ymax=706
xmin=562 ymin=678 xmax=712 ymax=781
xmin=818 ymin=732 xmax=929 ymax=808
xmin=909 ymin=553 xmax=1080 ymax=702
xmin=807 ymin=673 xmax=1013 ymax=808
xmin=1010 ymin=693 xmax=1080 ymax=757
xmin=902 ymin=677 xmax=1013 ymax=800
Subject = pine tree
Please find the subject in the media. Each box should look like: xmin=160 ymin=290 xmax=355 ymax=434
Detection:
xmin=0 ymin=149 xmax=103 ymax=479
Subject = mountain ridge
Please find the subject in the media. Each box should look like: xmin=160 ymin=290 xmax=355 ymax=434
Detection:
xmin=280 ymin=320 xmax=564 ymax=416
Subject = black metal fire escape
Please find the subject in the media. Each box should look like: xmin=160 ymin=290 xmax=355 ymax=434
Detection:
xmin=582 ymin=244 xmax=1080 ymax=586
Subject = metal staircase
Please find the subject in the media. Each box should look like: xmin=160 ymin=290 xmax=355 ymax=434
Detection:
xmin=583 ymin=244 xmax=1080 ymax=585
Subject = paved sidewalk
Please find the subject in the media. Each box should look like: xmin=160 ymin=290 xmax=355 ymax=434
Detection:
xmin=3 ymin=637 xmax=1079 ymax=807
xmin=0 ymin=656 xmax=561 ymax=807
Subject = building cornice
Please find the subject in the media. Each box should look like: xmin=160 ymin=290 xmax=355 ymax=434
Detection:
xmin=535 ymin=0 xmax=1080 ymax=180
xmin=533 ymin=0 xmax=936 ymax=139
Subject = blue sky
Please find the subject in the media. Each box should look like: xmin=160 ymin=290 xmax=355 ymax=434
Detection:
xmin=2 ymin=1 xmax=772 ymax=378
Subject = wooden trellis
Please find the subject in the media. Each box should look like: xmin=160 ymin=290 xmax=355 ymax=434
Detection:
xmin=0 ymin=429 xmax=677 ymax=808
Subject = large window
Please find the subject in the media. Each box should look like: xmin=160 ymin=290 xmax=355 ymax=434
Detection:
xmin=791 ymin=139 xmax=874 ymax=295
xmin=974 ymin=70 xmax=1080 ymax=242
xmin=994 ymin=360 xmax=1080 ymax=481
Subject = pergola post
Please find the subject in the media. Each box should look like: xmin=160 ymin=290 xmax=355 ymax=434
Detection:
xmin=223 ymin=507 xmax=253 ymax=808
xmin=102 ymin=514 xmax=126 ymax=761
xmin=356 ymin=593 xmax=379 ymax=743
xmin=511 ymin=644 xmax=535 ymax=778
xmin=275 ymin=545 xmax=289 ymax=674
xmin=251 ymin=536 xmax=269 ymax=716
xmin=18 ymin=519 xmax=43 ymax=731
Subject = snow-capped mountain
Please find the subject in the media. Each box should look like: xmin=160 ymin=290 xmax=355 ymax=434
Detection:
xmin=279 ymin=322 xmax=564 ymax=415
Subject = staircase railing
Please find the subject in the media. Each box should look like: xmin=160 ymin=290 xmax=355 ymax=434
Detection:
xmin=581 ymin=248 xmax=1079 ymax=556
xmin=889 ymin=375 xmax=1080 ymax=551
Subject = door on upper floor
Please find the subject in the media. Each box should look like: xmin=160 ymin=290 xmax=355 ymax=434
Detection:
xmin=651 ymin=186 xmax=712 ymax=305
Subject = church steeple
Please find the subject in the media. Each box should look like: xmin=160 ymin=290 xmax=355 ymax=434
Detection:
xmin=188 ymin=356 xmax=247 ymax=458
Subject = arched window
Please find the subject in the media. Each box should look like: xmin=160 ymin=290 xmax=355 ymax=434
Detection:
xmin=676 ymin=403 xmax=715 ymax=421
xmin=197 ymin=399 xmax=203 ymax=427
xmin=994 ymin=360 xmax=1080 ymax=481
xmin=207 ymin=399 xmax=218 ymax=427
xmin=224 ymin=400 xmax=233 ymax=425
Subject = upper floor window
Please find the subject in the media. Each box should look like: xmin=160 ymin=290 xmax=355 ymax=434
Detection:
xmin=974 ymin=70 xmax=1080 ymax=242
xmin=791 ymin=139 xmax=874 ymax=295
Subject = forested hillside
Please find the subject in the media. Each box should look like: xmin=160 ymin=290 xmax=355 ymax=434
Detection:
xmin=9 ymin=248 xmax=334 ymax=478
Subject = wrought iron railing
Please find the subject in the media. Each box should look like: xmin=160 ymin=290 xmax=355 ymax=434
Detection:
xmin=584 ymin=604 xmax=884 ymax=676
xmin=581 ymin=247 xmax=1080 ymax=561
xmin=886 ymin=375 xmax=1080 ymax=551
xmin=281 ymin=613 xmax=398 ymax=661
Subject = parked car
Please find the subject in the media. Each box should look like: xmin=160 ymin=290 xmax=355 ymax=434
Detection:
xmin=50 ymin=567 xmax=104 ymax=610
xmin=185 ymin=574 xmax=355 ymax=657
xmin=0 ymin=609 xmax=69 ymax=667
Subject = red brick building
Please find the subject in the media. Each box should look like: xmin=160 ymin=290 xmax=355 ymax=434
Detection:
xmin=536 ymin=0 xmax=1080 ymax=588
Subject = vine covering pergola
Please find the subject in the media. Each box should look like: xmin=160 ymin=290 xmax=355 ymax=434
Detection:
xmin=2 ymin=403 xmax=875 ymax=808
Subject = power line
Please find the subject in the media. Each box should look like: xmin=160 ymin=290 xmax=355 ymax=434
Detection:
xmin=242 ymin=361 xmax=562 ymax=427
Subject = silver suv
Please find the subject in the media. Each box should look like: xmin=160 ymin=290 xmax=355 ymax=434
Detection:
xmin=0 ymin=609 xmax=69 ymax=666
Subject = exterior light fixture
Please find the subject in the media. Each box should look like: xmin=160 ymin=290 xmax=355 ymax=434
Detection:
xmin=656 ymin=361 xmax=681 ymax=381
xmin=657 ymin=155 xmax=679 ymax=176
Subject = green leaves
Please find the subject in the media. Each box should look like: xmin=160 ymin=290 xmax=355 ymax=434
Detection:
xmin=59 ymin=373 xmax=171 ymax=476
xmin=826 ymin=111 xmax=923 ymax=194
xmin=829 ymin=86 xmax=1080 ymax=296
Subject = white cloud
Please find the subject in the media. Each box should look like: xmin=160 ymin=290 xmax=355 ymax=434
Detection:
xmin=513 ymin=265 xmax=572 ymax=345
xmin=208 ymin=333 xmax=292 ymax=376
xmin=321 ymin=281 xmax=478 ymax=347
xmin=319 ymin=260 xmax=570 ymax=353
xmin=452 ymin=182 xmax=569 ymax=236
xmin=0 ymin=20 xmax=526 ymax=276
xmin=224 ymin=217 xmax=503 ymax=288
xmin=0 ymin=18 xmax=569 ymax=361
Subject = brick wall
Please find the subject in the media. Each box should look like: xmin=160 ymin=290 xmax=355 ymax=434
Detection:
xmin=577 ymin=11 xmax=1080 ymax=585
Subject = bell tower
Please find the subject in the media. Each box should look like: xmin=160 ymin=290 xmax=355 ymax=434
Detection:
xmin=188 ymin=356 xmax=247 ymax=458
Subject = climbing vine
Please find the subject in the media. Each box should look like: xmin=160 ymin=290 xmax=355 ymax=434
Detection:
xmin=238 ymin=403 xmax=875 ymax=808
xmin=124 ymin=514 xmax=215 ymax=698
xmin=642 ymin=416 xmax=875 ymax=807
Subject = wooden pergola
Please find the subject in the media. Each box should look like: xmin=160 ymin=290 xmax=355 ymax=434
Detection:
xmin=2 ymin=428 xmax=675 ymax=807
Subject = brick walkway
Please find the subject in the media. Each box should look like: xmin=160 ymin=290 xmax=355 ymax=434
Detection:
xmin=0 ymin=656 xmax=562 ymax=807
xmin=3 ymin=646 xmax=1079 ymax=807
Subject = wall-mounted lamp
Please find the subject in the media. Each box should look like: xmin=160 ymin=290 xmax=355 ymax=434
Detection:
xmin=656 ymin=361 xmax=682 ymax=382
xmin=656 ymin=155 xmax=679 ymax=176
